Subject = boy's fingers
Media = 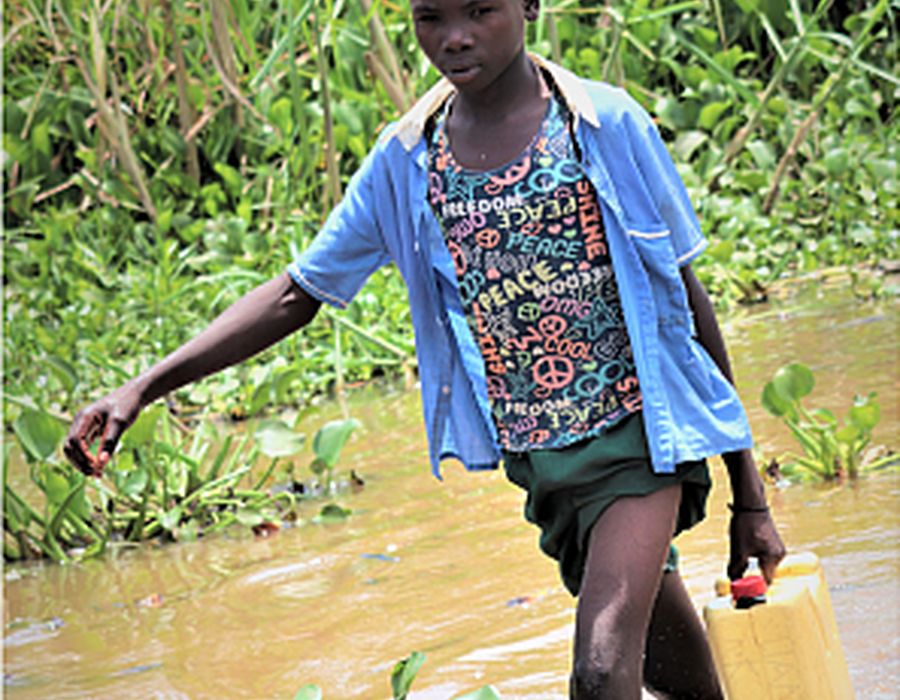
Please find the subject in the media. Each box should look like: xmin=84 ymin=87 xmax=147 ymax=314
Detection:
xmin=758 ymin=555 xmax=781 ymax=585
xmin=64 ymin=439 xmax=95 ymax=476
xmin=95 ymin=420 xmax=126 ymax=468
xmin=65 ymin=410 xmax=118 ymax=477
xmin=727 ymin=512 xmax=786 ymax=583
xmin=758 ymin=535 xmax=786 ymax=585
xmin=727 ymin=553 xmax=748 ymax=581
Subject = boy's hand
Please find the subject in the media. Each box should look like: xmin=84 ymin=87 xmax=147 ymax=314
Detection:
xmin=64 ymin=385 xmax=142 ymax=478
xmin=727 ymin=510 xmax=786 ymax=584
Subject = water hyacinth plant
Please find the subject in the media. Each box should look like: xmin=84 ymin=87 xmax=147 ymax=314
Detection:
xmin=292 ymin=650 xmax=502 ymax=700
xmin=4 ymin=395 xmax=360 ymax=563
xmin=760 ymin=362 xmax=897 ymax=480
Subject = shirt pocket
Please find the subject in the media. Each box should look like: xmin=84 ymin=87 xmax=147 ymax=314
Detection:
xmin=626 ymin=227 xmax=692 ymax=329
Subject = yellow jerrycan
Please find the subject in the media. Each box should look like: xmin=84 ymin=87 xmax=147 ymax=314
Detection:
xmin=703 ymin=551 xmax=856 ymax=700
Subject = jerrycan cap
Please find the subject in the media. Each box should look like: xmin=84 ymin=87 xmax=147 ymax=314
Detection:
xmin=731 ymin=575 xmax=767 ymax=601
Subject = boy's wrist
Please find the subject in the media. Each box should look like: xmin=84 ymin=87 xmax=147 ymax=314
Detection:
xmin=722 ymin=449 xmax=768 ymax=510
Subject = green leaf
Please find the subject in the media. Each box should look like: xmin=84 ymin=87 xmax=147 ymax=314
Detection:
xmin=772 ymin=363 xmax=815 ymax=403
xmin=734 ymin=0 xmax=760 ymax=14
xmin=673 ymin=131 xmax=708 ymax=161
xmin=122 ymin=467 xmax=150 ymax=499
xmin=453 ymin=687 xmax=503 ymax=700
xmin=708 ymin=240 xmax=735 ymax=264
xmin=654 ymin=97 xmax=686 ymax=131
xmin=824 ymin=148 xmax=849 ymax=178
xmin=292 ymin=685 xmax=322 ymax=700
xmin=249 ymin=379 xmax=273 ymax=416
xmin=236 ymin=508 xmax=264 ymax=527
xmin=849 ymin=401 xmax=880 ymax=432
xmin=157 ymin=208 xmax=174 ymax=234
xmin=835 ymin=424 xmax=861 ymax=444
xmin=761 ymin=381 xmax=793 ymax=417
xmin=122 ymin=404 xmax=165 ymax=449
xmin=866 ymin=158 xmax=896 ymax=181
xmin=314 ymin=503 xmax=351 ymax=524
xmin=808 ymin=408 xmax=837 ymax=428
xmin=746 ymin=140 xmax=776 ymax=170
xmin=32 ymin=120 xmax=50 ymax=156
xmin=42 ymin=466 xmax=70 ymax=505
xmin=13 ymin=409 xmax=66 ymax=463
xmin=254 ymin=419 xmax=305 ymax=458
xmin=733 ymin=171 xmax=769 ymax=191
xmin=270 ymin=97 xmax=295 ymax=137
xmin=309 ymin=456 xmax=328 ymax=477
xmin=159 ymin=505 xmax=183 ymax=532
xmin=848 ymin=223 xmax=875 ymax=246
xmin=175 ymin=519 xmax=199 ymax=542
xmin=44 ymin=355 xmax=78 ymax=394
xmin=699 ymin=101 xmax=731 ymax=131
xmin=391 ymin=651 xmax=427 ymax=700
xmin=312 ymin=419 xmax=360 ymax=468
xmin=214 ymin=162 xmax=243 ymax=197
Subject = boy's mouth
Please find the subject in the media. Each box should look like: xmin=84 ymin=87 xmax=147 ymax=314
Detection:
xmin=444 ymin=63 xmax=480 ymax=82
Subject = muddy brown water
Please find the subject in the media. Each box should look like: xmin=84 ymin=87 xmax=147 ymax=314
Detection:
xmin=4 ymin=282 xmax=899 ymax=700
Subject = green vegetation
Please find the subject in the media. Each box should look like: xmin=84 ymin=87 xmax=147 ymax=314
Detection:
xmin=292 ymin=650 xmax=501 ymax=700
xmin=761 ymin=362 xmax=897 ymax=480
xmin=4 ymin=0 xmax=898 ymax=557
xmin=4 ymin=398 xmax=359 ymax=562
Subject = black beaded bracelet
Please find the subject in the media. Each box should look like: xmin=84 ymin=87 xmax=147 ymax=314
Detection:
xmin=728 ymin=503 xmax=770 ymax=513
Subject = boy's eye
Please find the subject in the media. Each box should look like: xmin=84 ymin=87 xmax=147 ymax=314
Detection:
xmin=471 ymin=6 xmax=493 ymax=18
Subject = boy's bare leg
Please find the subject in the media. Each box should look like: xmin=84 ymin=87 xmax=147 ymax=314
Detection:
xmin=643 ymin=571 xmax=723 ymax=700
xmin=570 ymin=485 xmax=681 ymax=700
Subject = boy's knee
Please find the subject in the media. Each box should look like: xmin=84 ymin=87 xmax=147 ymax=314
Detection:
xmin=570 ymin=648 xmax=638 ymax=700
xmin=570 ymin=656 xmax=614 ymax=699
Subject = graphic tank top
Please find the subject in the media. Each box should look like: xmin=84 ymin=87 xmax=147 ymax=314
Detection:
xmin=428 ymin=95 xmax=642 ymax=451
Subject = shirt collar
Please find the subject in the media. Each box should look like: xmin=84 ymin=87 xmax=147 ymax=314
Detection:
xmin=386 ymin=54 xmax=600 ymax=152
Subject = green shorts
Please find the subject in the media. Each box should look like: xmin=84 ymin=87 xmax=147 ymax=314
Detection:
xmin=503 ymin=412 xmax=711 ymax=596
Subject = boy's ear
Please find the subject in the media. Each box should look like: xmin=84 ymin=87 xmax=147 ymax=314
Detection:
xmin=524 ymin=0 xmax=540 ymax=22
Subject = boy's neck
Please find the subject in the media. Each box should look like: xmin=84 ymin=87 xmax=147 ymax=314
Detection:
xmin=445 ymin=52 xmax=550 ymax=171
xmin=450 ymin=51 xmax=543 ymax=125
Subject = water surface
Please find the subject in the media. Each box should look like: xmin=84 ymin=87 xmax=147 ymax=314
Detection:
xmin=5 ymin=283 xmax=898 ymax=699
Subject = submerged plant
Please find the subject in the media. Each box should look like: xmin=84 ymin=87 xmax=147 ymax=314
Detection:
xmin=293 ymin=651 xmax=502 ymax=700
xmin=760 ymin=362 xmax=897 ymax=480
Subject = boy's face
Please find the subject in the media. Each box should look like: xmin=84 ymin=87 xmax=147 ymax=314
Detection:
xmin=411 ymin=0 xmax=540 ymax=93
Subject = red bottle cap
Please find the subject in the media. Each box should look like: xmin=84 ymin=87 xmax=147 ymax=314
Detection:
xmin=731 ymin=575 xmax=767 ymax=601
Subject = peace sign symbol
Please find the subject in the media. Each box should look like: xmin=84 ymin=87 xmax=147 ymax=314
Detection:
xmin=447 ymin=241 xmax=468 ymax=276
xmin=518 ymin=303 xmax=541 ymax=322
xmin=532 ymin=355 xmax=574 ymax=390
xmin=475 ymin=227 xmax=501 ymax=249
xmin=539 ymin=314 xmax=567 ymax=339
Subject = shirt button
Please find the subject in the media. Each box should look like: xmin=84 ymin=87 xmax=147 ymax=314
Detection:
xmin=442 ymin=386 xmax=451 ymax=395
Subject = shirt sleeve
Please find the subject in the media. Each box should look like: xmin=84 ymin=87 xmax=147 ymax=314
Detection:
xmin=625 ymin=103 xmax=707 ymax=266
xmin=287 ymin=146 xmax=393 ymax=309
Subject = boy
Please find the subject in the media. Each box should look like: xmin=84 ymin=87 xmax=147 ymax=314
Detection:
xmin=66 ymin=1 xmax=785 ymax=697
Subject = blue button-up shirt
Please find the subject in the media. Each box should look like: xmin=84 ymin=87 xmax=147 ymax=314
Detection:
xmin=288 ymin=56 xmax=753 ymax=478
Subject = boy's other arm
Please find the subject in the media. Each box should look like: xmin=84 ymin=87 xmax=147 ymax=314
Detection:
xmin=65 ymin=272 xmax=321 ymax=476
xmin=679 ymin=264 xmax=786 ymax=583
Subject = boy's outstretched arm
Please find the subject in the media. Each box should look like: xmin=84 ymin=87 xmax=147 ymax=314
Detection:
xmin=679 ymin=264 xmax=786 ymax=583
xmin=65 ymin=272 xmax=321 ymax=477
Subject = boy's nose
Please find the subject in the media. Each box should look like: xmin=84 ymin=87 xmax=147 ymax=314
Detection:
xmin=443 ymin=24 xmax=473 ymax=52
